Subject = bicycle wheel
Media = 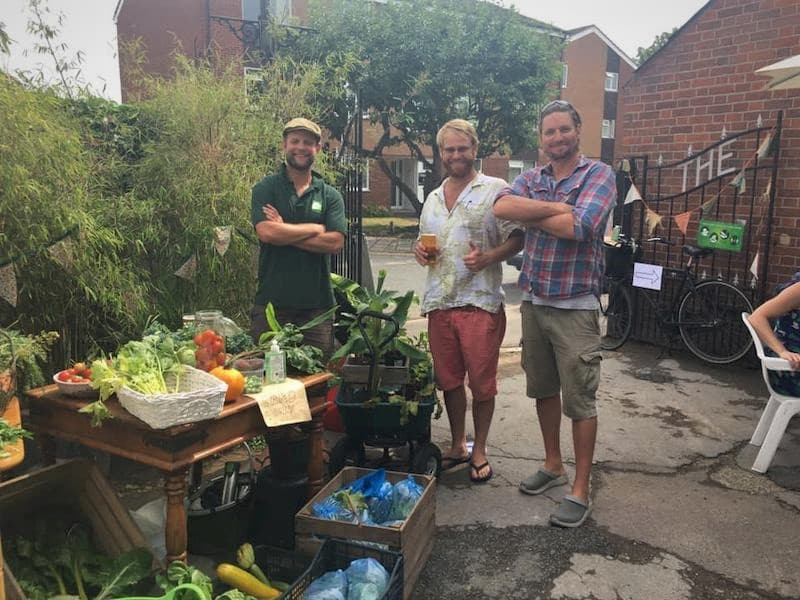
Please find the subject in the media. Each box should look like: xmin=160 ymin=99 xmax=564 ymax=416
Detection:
xmin=599 ymin=276 xmax=633 ymax=350
xmin=678 ymin=280 xmax=754 ymax=364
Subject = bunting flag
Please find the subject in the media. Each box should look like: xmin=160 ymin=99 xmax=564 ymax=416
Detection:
xmin=213 ymin=226 xmax=232 ymax=256
xmin=48 ymin=238 xmax=76 ymax=268
xmin=645 ymin=209 xmax=663 ymax=235
xmin=673 ymin=211 xmax=692 ymax=235
xmin=700 ymin=196 xmax=717 ymax=216
xmin=174 ymin=254 xmax=198 ymax=280
xmin=729 ymin=170 xmax=746 ymax=194
xmin=624 ymin=184 xmax=642 ymax=205
xmin=0 ymin=263 xmax=17 ymax=307
xmin=750 ymin=251 xmax=760 ymax=280
xmin=756 ymin=132 xmax=774 ymax=159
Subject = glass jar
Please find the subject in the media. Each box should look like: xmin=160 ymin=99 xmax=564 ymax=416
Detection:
xmin=194 ymin=309 xmax=226 ymax=371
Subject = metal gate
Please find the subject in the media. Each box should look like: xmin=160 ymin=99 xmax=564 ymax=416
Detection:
xmin=614 ymin=112 xmax=781 ymax=349
xmin=331 ymin=91 xmax=366 ymax=285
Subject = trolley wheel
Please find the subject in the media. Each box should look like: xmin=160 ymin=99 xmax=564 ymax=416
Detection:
xmin=410 ymin=442 xmax=441 ymax=476
xmin=329 ymin=436 xmax=365 ymax=476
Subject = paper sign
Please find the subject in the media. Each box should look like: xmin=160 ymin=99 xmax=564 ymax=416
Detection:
xmin=251 ymin=378 xmax=311 ymax=427
xmin=633 ymin=262 xmax=663 ymax=291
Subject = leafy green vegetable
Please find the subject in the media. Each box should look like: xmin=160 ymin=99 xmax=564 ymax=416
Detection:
xmin=226 ymin=331 xmax=256 ymax=355
xmin=156 ymin=561 xmax=213 ymax=600
xmin=255 ymin=303 xmax=337 ymax=374
xmin=80 ymin=330 xmax=196 ymax=426
xmin=0 ymin=417 xmax=33 ymax=457
xmin=6 ymin=517 xmax=153 ymax=600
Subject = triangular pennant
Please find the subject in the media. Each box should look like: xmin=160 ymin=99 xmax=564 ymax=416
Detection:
xmin=213 ymin=226 xmax=232 ymax=256
xmin=701 ymin=197 xmax=718 ymax=216
xmin=750 ymin=251 xmax=760 ymax=280
xmin=0 ymin=263 xmax=17 ymax=307
xmin=48 ymin=238 xmax=75 ymax=268
xmin=174 ymin=254 xmax=198 ymax=280
xmin=729 ymin=170 xmax=746 ymax=192
xmin=645 ymin=209 xmax=663 ymax=236
xmin=624 ymin=184 xmax=642 ymax=205
xmin=756 ymin=132 xmax=776 ymax=159
xmin=673 ymin=211 xmax=691 ymax=235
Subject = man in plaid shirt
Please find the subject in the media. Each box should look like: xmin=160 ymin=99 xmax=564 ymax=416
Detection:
xmin=494 ymin=101 xmax=616 ymax=527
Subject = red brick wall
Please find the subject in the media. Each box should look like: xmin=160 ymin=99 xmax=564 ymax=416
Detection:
xmin=563 ymin=34 xmax=607 ymax=160
xmin=622 ymin=0 xmax=800 ymax=293
xmin=117 ymin=0 xmax=250 ymax=101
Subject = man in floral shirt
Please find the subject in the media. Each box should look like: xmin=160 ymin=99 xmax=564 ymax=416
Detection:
xmin=494 ymin=101 xmax=616 ymax=527
xmin=414 ymin=119 xmax=523 ymax=484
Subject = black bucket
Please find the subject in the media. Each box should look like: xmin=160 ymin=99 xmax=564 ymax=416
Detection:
xmin=267 ymin=426 xmax=309 ymax=480
xmin=187 ymin=448 xmax=257 ymax=555
xmin=249 ymin=467 xmax=308 ymax=550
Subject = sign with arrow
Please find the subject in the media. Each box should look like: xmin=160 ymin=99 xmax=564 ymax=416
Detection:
xmin=633 ymin=262 xmax=663 ymax=291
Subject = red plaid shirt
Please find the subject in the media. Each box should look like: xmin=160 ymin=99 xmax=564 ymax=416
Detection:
xmin=497 ymin=156 xmax=616 ymax=300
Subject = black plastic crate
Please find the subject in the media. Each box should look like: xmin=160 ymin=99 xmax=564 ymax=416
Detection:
xmin=253 ymin=545 xmax=311 ymax=591
xmin=336 ymin=383 xmax=436 ymax=439
xmin=281 ymin=538 xmax=403 ymax=600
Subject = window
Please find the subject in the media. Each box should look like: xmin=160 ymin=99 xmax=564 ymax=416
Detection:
xmin=561 ymin=64 xmax=568 ymax=89
xmin=242 ymin=0 xmax=260 ymax=21
xmin=604 ymin=72 xmax=618 ymax=92
xmin=271 ymin=0 xmax=292 ymax=24
xmin=601 ymin=119 xmax=616 ymax=139
xmin=360 ymin=160 xmax=370 ymax=192
xmin=473 ymin=159 xmax=483 ymax=173
xmin=508 ymin=160 xmax=533 ymax=183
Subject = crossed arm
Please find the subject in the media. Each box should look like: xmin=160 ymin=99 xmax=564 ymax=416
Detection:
xmin=493 ymin=195 xmax=575 ymax=239
xmin=255 ymin=204 xmax=344 ymax=254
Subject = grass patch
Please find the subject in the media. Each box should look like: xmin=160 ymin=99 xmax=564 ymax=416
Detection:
xmin=362 ymin=216 xmax=419 ymax=237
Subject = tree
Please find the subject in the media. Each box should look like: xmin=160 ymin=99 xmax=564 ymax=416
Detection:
xmin=0 ymin=22 xmax=9 ymax=55
xmin=635 ymin=28 xmax=677 ymax=66
xmin=287 ymin=0 xmax=561 ymax=214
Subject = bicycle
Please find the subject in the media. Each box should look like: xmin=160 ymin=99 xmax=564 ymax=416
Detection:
xmin=598 ymin=234 xmax=754 ymax=364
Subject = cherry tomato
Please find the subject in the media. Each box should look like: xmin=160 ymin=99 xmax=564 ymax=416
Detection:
xmin=64 ymin=368 xmax=76 ymax=377
xmin=214 ymin=352 xmax=226 ymax=366
xmin=57 ymin=371 xmax=71 ymax=382
xmin=195 ymin=347 xmax=212 ymax=362
xmin=211 ymin=339 xmax=224 ymax=354
xmin=69 ymin=375 xmax=88 ymax=383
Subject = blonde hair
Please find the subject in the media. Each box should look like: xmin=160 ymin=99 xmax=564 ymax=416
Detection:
xmin=436 ymin=119 xmax=479 ymax=149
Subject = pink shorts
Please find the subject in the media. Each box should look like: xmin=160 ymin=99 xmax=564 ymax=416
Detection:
xmin=427 ymin=306 xmax=506 ymax=401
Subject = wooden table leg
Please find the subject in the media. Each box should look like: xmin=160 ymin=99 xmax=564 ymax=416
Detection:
xmin=306 ymin=408 xmax=325 ymax=499
xmin=164 ymin=468 xmax=189 ymax=563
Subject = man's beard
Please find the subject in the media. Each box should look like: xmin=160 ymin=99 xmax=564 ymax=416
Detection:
xmin=286 ymin=153 xmax=314 ymax=171
xmin=444 ymin=158 xmax=473 ymax=178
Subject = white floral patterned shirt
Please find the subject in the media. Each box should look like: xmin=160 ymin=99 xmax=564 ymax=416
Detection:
xmin=419 ymin=173 xmax=520 ymax=315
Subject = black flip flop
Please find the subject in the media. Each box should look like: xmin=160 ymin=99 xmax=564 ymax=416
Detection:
xmin=440 ymin=454 xmax=471 ymax=472
xmin=469 ymin=461 xmax=493 ymax=483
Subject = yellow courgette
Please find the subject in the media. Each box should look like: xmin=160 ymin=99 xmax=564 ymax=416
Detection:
xmin=216 ymin=563 xmax=282 ymax=599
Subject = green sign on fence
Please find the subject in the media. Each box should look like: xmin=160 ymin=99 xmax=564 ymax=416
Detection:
xmin=697 ymin=219 xmax=745 ymax=252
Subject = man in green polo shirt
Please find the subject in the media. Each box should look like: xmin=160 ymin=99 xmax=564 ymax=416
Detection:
xmin=249 ymin=117 xmax=346 ymax=358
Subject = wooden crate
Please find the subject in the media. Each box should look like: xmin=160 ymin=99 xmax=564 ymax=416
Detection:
xmin=295 ymin=467 xmax=435 ymax=600
xmin=0 ymin=460 xmax=150 ymax=600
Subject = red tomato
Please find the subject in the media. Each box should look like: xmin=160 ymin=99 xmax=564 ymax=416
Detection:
xmin=211 ymin=339 xmax=224 ymax=354
xmin=69 ymin=375 xmax=88 ymax=383
xmin=57 ymin=371 xmax=71 ymax=382
xmin=83 ymin=368 xmax=92 ymax=379
xmin=193 ymin=332 xmax=204 ymax=346
xmin=64 ymin=368 xmax=76 ymax=377
xmin=214 ymin=352 xmax=226 ymax=366
xmin=195 ymin=347 xmax=212 ymax=362
xmin=199 ymin=329 xmax=216 ymax=345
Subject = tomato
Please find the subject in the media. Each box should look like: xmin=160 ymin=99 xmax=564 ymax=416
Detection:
xmin=193 ymin=332 xmax=204 ymax=346
xmin=69 ymin=375 xmax=88 ymax=383
xmin=57 ymin=371 xmax=72 ymax=382
xmin=211 ymin=338 xmax=224 ymax=354
xmin=83 ymin=368 xmax=92 ymax=379
xmin=214 ymin=352 xmax=227 ymax=366
xmin=73 ymin=362 xmax=87 ymax=374
xmin=195 ymin=347 xmax=212 ymax=363
xmin=209 ymin=367 xmax=246 ymax=402
xmin=64 ymin=368 xmax=76 ymax=377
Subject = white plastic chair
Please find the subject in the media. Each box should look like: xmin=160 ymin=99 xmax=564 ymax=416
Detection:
xmin=741 ymin=313 xmax=800 ymax=473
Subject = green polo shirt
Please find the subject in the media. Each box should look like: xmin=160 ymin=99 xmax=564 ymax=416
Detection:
xmin=251 ymin=165 xmax=347 ymax=309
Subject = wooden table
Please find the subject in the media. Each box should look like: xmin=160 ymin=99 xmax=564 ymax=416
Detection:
xmin=24 ymin=372 xmax=331 ymax=563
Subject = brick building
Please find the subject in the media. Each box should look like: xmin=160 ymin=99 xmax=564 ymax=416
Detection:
xmin=621 ymin=0 xmax=800 ymax=294
xmin=114 ymin=0 xmax=634 ymax=215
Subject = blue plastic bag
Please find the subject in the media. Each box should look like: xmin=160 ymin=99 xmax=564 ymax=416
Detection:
xmin=345 ymin=558 xmax=389 ymax=599
xmin=303 ymin=569 xmax=348 ymax=600
xmin=367 ymin=479 xmax=394 ymax=524
xmin=312 ymin=495 xmax=358 ymax=523
xmin=389 ymin=475 xmax=424 ymax=521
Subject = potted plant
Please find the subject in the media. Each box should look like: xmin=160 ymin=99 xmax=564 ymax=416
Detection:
xmin=0 ymin=327 xmax=58 ymax=472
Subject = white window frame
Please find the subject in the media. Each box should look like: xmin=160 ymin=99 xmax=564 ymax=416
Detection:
xmin=271 ymin=0 xmax=293 ymax=24
xmin=561 ymin=64 xmax=568 ymax=89
xmin=360 ymin=160 xmax=370 ymax=192
xmin=601 ymin=119 xmax=616 ymax=139
xmin=242 ymin=0 xmax=260 ymax=21
xmin=473 ymin=158 xmax=483 ymax=173
xmin=604 ymin=72 xmax=619 ymax=92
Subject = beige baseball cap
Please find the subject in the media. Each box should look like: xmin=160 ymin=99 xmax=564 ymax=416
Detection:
xmin=282 ymin=117 xmax=322 ymax=140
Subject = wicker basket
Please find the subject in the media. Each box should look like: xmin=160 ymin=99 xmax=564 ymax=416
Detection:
xmin=116 ymin=365 xmax=227 ymax=429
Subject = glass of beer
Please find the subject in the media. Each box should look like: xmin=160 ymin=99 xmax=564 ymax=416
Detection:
xmin=420 ymin=233 xmax=438 ymax=264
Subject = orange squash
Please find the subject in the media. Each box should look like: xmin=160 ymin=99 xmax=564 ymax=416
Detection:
xmin=209 ymin=366 xmax=246 ymax=402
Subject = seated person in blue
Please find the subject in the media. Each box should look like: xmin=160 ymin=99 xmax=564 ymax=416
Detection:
xmin=749 ymin=272 xmax=800 ymax=396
